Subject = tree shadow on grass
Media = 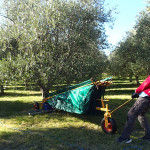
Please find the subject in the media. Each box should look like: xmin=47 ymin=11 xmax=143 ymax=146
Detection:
xmin=0 ymin=127 xmax=100 ymax=150
xmin=0 ymin=101 xmax=33 ymax=118
xmin=0 ymin=92 xmax=41 ymax=97
xmin=0 ymin=125 xmax=148 ymax=150
xmin=108 ymin=82 xmax=138 ymax=89
xmin=105 ymin=89 xmax=135 ymax=95
xmin=64 ymin=112 xmax=103 ymax=126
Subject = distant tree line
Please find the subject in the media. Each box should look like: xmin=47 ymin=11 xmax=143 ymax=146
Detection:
xmin=108 ymin=1 xmax=150 ymax=84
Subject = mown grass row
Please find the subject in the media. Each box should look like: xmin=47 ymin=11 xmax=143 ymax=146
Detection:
xmin=0 ymin=78 xmax=150 ymax=150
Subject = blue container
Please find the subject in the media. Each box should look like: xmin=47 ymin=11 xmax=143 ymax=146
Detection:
xmin=43 ymin=103 xmax=52 ymax=110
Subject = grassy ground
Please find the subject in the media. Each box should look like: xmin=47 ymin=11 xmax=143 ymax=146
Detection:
xmin=0 ymin=78 xmax=150 ymax=150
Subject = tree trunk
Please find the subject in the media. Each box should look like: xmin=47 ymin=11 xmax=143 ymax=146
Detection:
xmin=135 ymin=75 xmax=140 ymax=85
xmin=0 ymin=85 xmax=4 ymax=95
xmin=40 ymin=87 xmax=49 ymax=99
xmin=129 ymin=75 xmax=132 ymax=82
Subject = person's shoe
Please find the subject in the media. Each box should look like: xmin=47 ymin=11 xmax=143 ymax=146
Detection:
xmin=139 ymin=135 xmax=150 ymax=141
xmin=116 ymin=136 xmax=132 ymax=143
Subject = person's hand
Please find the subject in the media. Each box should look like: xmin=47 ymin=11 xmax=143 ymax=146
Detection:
xmin=131 ymin=93 xmax=139 ymax=99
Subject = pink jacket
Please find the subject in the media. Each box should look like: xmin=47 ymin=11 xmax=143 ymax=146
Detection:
xmin=136 ymin=75 xmax=150 ymax=97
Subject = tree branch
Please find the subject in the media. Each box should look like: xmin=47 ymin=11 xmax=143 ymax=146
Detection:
xmin=0 ymin=14 xmax=15 ymax=23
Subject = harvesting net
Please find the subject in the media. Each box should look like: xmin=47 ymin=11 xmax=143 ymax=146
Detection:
xmin=46 ymin=77 xmax=111 ymax=114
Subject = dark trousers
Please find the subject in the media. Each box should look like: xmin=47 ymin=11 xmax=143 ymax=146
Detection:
xmin=121 ymin=97 xmax=150 ymax=138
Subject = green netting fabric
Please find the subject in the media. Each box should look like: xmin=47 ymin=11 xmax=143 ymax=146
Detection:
xmin=47 ymin=82 xmax=93 ymax=114
xmin=47 ymin=78 xmax=111 ymax=114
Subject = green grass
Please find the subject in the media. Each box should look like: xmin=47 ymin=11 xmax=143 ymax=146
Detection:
xmin=0 ymin=78 xmax=150 ymax=150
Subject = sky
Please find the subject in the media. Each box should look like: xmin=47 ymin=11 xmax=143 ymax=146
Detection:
xmin=104 ymin=0 xmax=147 ymax=54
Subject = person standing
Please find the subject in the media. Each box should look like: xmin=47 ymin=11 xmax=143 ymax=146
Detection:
xmin=117 ymin=75 xmax=150 ymax=143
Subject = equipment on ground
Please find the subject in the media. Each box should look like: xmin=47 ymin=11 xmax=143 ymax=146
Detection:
xmin=98 ymin=98 xmax=133 ymax=134
xmin=29 ymin=77 xmax=133 ymax=134
xmin=29 ymin=77 xmax=112 ymax=115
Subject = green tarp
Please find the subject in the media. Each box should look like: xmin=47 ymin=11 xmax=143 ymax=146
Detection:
xmin=47 ymin=78 xmax=111 ymax=114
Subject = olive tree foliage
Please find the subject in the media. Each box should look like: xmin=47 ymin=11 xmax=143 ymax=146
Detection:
xmin=0 ymin=0 xmax=113 ymax=97
xmin=134 ymin=6 xmax=150 ymax=75
xmin=108 ymin=3 xmax=150 ymax=84
xmin=108 ymin=32 xmax=141 ymax=83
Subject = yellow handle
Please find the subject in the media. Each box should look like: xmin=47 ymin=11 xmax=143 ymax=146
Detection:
xmin=110 ymin=98 xmax=133 ymax=114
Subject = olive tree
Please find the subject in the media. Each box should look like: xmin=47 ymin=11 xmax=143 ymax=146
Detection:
xmin=134 ymin=8 xmax=150 ymax=75
xmin=108 ymin=2 xmax=150 ymax=84
xmin=0 ymin=0 xmax=113 ymax=97
xmin=108 ymin=31 xmax=143 ymax=84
